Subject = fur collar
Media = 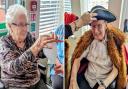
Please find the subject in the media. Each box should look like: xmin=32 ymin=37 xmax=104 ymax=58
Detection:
xmin=71 ymin=25 xmax=127 ymax=89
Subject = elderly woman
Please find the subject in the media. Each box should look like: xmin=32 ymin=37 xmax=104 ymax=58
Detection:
xmin=0 ymin=4 xmax=60 ymax=89
xmin=69 ymin=6 xmax=127 ymax=89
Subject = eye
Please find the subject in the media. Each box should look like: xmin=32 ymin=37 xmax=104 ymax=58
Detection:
xmin=98 ymin=25 xmax=102 ymax=28
xmin=92 ymin=25 xmax=96 ymax=29
xmin=19 ymin=23 xmax=29 ymax=26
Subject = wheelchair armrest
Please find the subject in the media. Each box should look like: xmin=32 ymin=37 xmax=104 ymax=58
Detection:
xmin=0 ymin=80 xmax=5 ymax=89
xmin=38 ymin=63 xmax=46 ymax=71
xmin=109 ymin=80 xmax=116 ymax=89
xmin=38 ymin=63 xmax=47 ymax=83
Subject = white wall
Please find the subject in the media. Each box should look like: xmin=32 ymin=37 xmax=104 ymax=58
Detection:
xmin=119 ymin=0 xmax=128 ymax=30
xmin=71 ymin=0 xmax=81 ymax=17
xmin=108 ymin=0 xmax=122 ymax=28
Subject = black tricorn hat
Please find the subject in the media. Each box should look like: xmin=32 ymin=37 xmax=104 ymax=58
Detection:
xmin=90 ymin=5 xmax=116 ymax=23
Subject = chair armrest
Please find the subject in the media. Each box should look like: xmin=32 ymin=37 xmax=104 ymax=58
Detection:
xmin=38 ymin=63 xmax=46 ymax=70
xmin=0 ymin=80 xmax=5 ymax=89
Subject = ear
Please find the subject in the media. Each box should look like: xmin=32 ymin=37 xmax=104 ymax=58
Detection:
xmin=105 ymin=21 xmax=108 ymax=29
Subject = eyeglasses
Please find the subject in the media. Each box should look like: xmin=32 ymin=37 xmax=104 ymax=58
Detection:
xmin=12 ymin=23 xmax=30 ymax=27
xmin=91 ymin=24 xmax=102 ymax=30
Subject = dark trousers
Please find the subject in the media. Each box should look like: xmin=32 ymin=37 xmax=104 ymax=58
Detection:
xmin=51 ymin=75 xmax=63 ymax=89
xmin=77 ymin=74 xmax=116 ymax=89
xmin=77 ymin=74 xmax=92 ymax=89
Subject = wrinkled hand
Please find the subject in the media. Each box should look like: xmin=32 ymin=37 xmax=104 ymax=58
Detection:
xmin=30 ymin=33 xmax=62 ymax=56
xmin=36 ymin=33 xmax=62 ymax=49
xmin=54 ymin=64 xmax=64 ymax=74
xmin=81 ymin=12 xmax=97 ymax=24
xmin=69 ymin=79 xmax=79 ymax=89
xmin=54 ymin=59 xmax=63 ymax=74
xmin=75 ymin=12 xmax=97 ymax=28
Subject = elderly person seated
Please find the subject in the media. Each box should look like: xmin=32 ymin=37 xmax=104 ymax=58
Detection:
xmin=68 ymin=6 xmax=127 ymax=89
xmin=65 ymin=9 xmax=98 ymax=89
xmin=0 ymin=4 xmax=60 ymax=89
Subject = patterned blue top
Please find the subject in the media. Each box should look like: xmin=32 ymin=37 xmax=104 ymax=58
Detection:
xmin=50 ymin=24 xmax=64 ymax=77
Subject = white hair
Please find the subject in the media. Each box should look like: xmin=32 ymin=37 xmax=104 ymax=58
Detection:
xmin=6 ymin=4 xmax=28 ymax=30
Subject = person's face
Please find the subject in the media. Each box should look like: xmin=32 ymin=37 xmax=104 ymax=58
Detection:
xmin=90 ymin=20 xmax=107 ymax=41
xmin=9 ymin=14 xmax=29 ymax=42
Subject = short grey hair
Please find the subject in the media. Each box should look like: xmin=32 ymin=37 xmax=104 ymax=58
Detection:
xmin=6 ymin=4 xmax=28 ymax=30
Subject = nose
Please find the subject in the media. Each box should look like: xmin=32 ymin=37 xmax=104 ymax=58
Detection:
xmin=22 ymin=26 xmax=28 ymax=31
xmin=93 ymin=28 xmax=99 ymax=33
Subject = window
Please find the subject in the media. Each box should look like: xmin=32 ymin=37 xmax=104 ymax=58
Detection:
xmin=64 ymin=0 xmax=72 ymax=12
xmin=39 ymin=0 xmax=61 ymax=35
xmin=88 ymin=0 xmax=109 ymax=10
xmin=81 ymin=0 xmax=109 ymax=14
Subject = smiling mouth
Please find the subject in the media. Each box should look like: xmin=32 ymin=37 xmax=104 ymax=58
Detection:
xmin=94 ymin=33 xmax=101 ymax=36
